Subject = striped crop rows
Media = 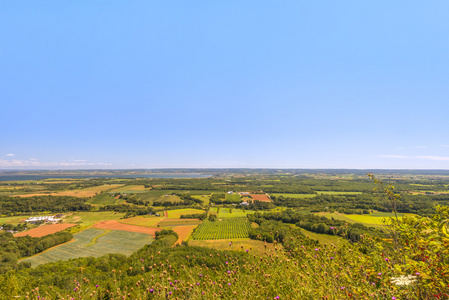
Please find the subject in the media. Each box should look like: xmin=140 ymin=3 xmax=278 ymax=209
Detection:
xmin=192 ymin=217 xmax=251 ymax=240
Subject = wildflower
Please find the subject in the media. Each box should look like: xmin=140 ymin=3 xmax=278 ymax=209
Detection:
xmin=385 ymin=258 xmax=389 ymax=261
xmin=246 ymin=249 xmax=249 ymax=252
xmin=226 ymin=261 xmax=228 ymax=264
xmin=378 ymin=273 xmax=382 ymax=276
xmin=275 ymin=297 xmax=280 ymax=299
xmin=390 ymin=275 xmax=417 ymax=286
xmin=315 ymin=248 xmax=318 ymax=251
xmin=95 ymin=285 xmax=99 ymax=288
xmin=228 ymin=283 xmax=232 ymax=286
xmin=150 ymin=289 xmax=154 ymax=292
xmin=330 ymin=227 xmax=334 ymax=230
xmin=392 ymin=297 xmax=396 ymax=300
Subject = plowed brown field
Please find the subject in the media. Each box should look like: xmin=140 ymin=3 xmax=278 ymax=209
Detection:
xmin=172 ymin=225 xmax=197 ymax=245
xmin=250 ymin=194 xmax=271 ymax=202
xmin=15 ymin=223 xmax=77 ymax=237
xmin=92 ymin=220 xmax=160 ymax=236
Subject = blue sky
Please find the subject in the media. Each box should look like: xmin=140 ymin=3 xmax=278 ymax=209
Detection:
xmin=1 ymin=1 xmax=449 ymax=169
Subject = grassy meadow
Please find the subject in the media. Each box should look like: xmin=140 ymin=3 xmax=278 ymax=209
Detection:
xmin=118 ymin=215 xmax=165 ymax=227
xmin=270 ymin=193 xmax=317 ymax=198
xmin=166 ymin=208 xmax=204 ymax=218
xmin=63 ymin=211 xmax=125 ymax=227
xmin=20 ymin=228 xmax=154 ymax=267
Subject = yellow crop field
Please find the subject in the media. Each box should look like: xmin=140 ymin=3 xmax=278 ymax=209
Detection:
xmin=109 ymin=185 xmax=148 ymax=192
xmin=166 ymin=209 xmax=204 ymax=218
xmin=188 ymin=238 xmax=283 ymax=256
xmin=118 ymin=216 xmax=164 ymax=227
xmin=14 ymin=184 xmax=124 ymax=198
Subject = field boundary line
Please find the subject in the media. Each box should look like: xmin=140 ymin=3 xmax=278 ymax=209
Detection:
xmin=86 ymin=229 xmax=111 ymax=247
xmin=17 ymin=238 xmax=76 ymax=262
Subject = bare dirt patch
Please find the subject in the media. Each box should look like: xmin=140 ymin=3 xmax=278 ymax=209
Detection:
xmin=250 ymin=194 xmax=271 ymax=202
xmin=92 ymin=220 xmax=160 ymax=237
xmin=172 ymin=225 xmax=197 ymax=245
xmin=15 ymin=224 xmax=77 ymax=237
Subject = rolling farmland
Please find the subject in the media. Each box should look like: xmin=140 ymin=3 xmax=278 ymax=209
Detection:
xmin=20 ymin=228 xmax=154 ymax=267
xmin=192 ymin=217 xmax=251 ymax=240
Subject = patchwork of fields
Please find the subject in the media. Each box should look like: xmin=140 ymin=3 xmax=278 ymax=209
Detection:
xmin=20 ymin=228 xmax=154 ymax=267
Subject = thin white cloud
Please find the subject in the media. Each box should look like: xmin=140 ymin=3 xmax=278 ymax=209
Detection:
xmin=5 ymin=154 xmax=15 ymax=157
xmin=379 ymin=155 xmax=408 ymax=159
xmin=0 ymin=159 xmax=112 ymax=167
xmin=415 ymin=146 xmax=427 ymax=149
xmin=441 ymin=145 xmax=449 ymax=148
xmin=416 ymin=156 xmax=449 ymax=161
xmin=379 ymin=155 xmax=449 ymax=161
xmin=72 ymin=159 xmax=87 ymax=162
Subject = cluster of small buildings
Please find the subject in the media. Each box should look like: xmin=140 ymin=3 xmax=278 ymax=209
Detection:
xmin=25 ymin=215 xmax=61 ymax=223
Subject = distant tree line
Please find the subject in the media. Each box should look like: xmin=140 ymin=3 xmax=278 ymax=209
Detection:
xmin=0 ymin=195 xmax=91 ymax=214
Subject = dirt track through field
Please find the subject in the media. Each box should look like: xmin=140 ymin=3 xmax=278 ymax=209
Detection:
xmin=92 ymin=220 xmax=160 ymax=236
xmin=15 ymin=224 xmax=77 ymax=237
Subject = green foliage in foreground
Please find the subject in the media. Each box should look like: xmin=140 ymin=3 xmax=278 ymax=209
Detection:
xmin=0 ymin=207 xmax=448 ymax=299
xmin=0 ymin=231 xmax=73 ymax=274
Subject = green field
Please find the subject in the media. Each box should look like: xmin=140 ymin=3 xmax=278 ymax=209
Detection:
xmin=109 ymin=185 xmax=149 ymax=193
xmin=158 ymin=219 xmax=202 ymax=226
xmin=20 ymin=228 xmax=154 ymax=267
xmin=0 ymin=215 xmax=29 ymax=224
xmin=166 ymin=208 xmax=205 ymax=218
xmin=192 ymin=217 xmax=251 ymax=240
xmin=119 ymin=215 xmax=164 ymax=227
xmin=188 ymin=238 xmax=281 ymax=256
xmin=270 ymin=193 xmax=317 ymax=199
xmin=316 ymin=191 xmax=363 ymax=195
xmin=298 ymin=227 xmax=349 ymax=247
xmin=212 ymin=207 xmax=254 ymax=218
xmin=192 ymin=194 xmax=210 ymax=205
xmin=225 ymin=193 xmax=241 ymax=203
xmin=86 ymin=193 xmax=125 ymax=205
xmin=136 ymin=190 xmax=219 ymax=203
xmin=315 ymin=212 xmax=359 ymax=224
xmin=63 ymin=211 xmax=125 ymax=227
xmin=345 ymin=212 xmax=411 ymax=225
xmin=317 ymin=212 xmax=411 ymax=226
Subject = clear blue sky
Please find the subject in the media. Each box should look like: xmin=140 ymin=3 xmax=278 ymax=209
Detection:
xmin=1 ymin=1 xmax=449 ymax=169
